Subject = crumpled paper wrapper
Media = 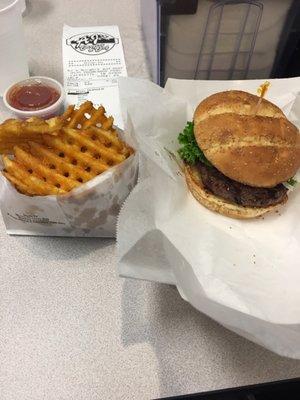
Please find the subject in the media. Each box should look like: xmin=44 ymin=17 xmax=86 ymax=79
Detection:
xmin=117 ymin=76 xmax=300 ymax=358
xmin=0 ymin=126 xmax=138 ymax=237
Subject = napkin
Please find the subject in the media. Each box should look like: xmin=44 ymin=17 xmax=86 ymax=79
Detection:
xmin=117 ymin=76 xmax=300 ymax=358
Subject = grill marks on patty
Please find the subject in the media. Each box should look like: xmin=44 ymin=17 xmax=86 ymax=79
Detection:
xmin=198 ymin=162 xmax=288 ymax=208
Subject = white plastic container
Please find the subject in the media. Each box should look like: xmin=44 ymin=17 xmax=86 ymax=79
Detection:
xmin=3 ymin=76 xmax=65 ymax=119
xmin=0 ymin=0 xmax=29 ymax=95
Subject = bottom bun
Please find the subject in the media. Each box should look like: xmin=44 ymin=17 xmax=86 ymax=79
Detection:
xmin=184 ymin=164 xmax=288 ymax=219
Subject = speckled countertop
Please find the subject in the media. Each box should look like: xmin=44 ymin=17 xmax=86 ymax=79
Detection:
xmin=1 ymin=1 xmax=300 ymax=399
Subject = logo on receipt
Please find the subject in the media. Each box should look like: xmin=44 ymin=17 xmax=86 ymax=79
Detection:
xmin=66 ymin=32 xmax=119 ymax=55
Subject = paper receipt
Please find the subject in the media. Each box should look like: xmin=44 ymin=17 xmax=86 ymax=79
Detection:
xmin=62 ymin=24 xmax=127 ymax=128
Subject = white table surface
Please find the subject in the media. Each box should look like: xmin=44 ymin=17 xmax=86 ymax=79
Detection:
xmin=1 ymin=1 xmax=300 ymax=399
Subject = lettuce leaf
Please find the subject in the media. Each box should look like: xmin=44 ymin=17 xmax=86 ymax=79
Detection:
xmin=286 ymin=177 xmax=298 ymax=187
xmin=178 ymin=121 xmax=211 ymax=166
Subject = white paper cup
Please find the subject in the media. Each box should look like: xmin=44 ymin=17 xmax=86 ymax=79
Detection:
xmin=3 ymin=76 xmax=65 ymax=119
xmin=0 ymin=0 xmax=29 ymax=96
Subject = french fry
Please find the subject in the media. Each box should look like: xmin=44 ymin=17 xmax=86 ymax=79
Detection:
xmin=42 ymin=134 xmax=109 ymax=174
xmin=3 ymin=171 xmax=36 ymax=196
xmin=66 ymin=101 xmax=94 ymax=128
xmin=14 ymin=146 xmax=80 ymax=192
xmin=2 ymin=155 xmax=65 ymax=195
xmin=0 ymin=117 xmax=63 ymax=153
xmin=0 ymin=101 xmax=116 ymax=154
xmin=62 ymin=128 xmax=125 ymax=164
xmin=29 ymin=141 xmax=94 ymax=183
xmin=0 ymin=101 xmax=134 ymax=196
xmin=82 ymin=106 xmax=106 ymax=129
xmin=83 ymin=126 xmax=126 ymax=152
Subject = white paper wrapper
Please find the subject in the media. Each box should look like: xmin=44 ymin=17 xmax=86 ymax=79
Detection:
xmin=117 ymin=76 xmax=300 ymax=358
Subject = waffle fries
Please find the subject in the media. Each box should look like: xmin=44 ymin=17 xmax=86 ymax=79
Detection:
xmin=0 ymin=101 xmax=115 ymax=154
xmin=62 ymin=101 xmax=114 ymax=131
xmin=0 ymin=116 xmax=63 ymax=154
xmin=1 ymin=102 xmax=134 ymax=196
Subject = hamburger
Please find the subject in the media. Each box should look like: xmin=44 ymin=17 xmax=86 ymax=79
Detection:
xmin=178 ymin=90 xmax=300 ymax=219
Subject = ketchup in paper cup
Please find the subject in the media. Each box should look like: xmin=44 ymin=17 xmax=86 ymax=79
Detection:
xmin=3 ymin=76 xmax=65 ymax=119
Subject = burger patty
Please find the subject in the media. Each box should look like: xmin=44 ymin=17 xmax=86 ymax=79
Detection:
xmin=198 ymin=162 xmax=288 ymax=208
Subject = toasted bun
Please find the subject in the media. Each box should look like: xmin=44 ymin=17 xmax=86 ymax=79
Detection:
xmin=184 ymin=164 xmax=287 ymax=219
xmin=194 ymin=90 xmax=300 ymax=187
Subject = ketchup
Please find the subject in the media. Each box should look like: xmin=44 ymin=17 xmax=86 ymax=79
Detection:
xmin=8 ymin=83 xmax=60 ymax=111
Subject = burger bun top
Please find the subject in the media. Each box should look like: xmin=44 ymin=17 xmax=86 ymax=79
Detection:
xmin=194 ymin=90 xmax=300 ymax=187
